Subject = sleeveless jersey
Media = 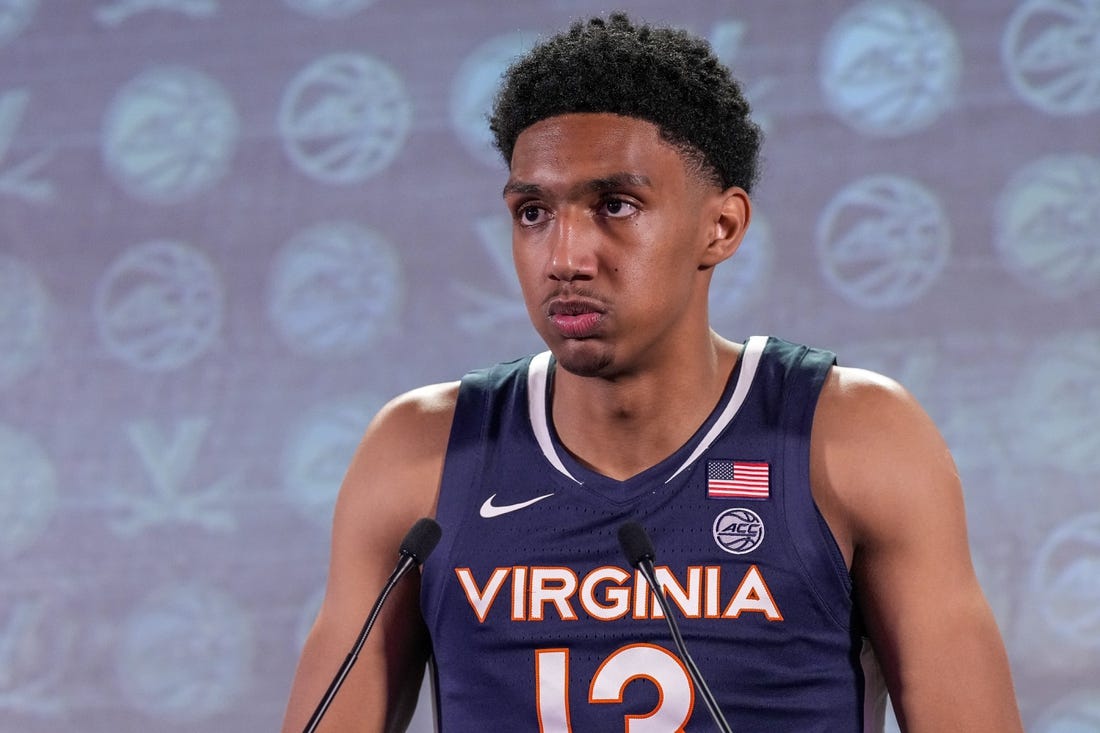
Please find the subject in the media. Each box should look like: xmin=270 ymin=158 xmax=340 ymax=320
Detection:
xmin=421 ymin=336 xmax=887 ymax=731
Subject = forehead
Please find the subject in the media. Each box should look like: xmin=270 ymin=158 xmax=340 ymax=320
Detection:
xmin=507 ymin=113 xmax=690 ymax=189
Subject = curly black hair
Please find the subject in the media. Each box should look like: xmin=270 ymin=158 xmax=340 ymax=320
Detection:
xmin=489 ymin=12 xmax=763 ymax=192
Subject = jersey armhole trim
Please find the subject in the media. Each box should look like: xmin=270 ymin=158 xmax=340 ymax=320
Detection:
xmin=781 ymin=346 xmax=855 ymax=632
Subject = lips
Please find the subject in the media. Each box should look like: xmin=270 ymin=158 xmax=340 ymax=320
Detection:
xmin=547 ymin=297 xmax=606 ymax=338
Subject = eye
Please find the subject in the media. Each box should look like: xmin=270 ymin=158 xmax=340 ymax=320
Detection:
xmin=600 ymin=198 xmax=638 ymax=218
xmin=517 ymin=204 xmax=549 ymax=227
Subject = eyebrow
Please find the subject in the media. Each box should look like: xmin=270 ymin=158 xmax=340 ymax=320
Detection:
xmin=502 ymin=172 xmax=653 ymax=198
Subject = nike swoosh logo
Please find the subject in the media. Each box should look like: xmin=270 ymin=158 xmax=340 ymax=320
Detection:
xmin=479 ymin=492 xmax=555 ymax=518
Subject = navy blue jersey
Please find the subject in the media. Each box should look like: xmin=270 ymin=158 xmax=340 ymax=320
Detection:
xmin=421 ymin=336 xmax=886 ymax=731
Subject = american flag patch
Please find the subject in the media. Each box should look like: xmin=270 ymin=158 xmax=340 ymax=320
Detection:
xmin=707 ymin=460 xmax=770 ymax=499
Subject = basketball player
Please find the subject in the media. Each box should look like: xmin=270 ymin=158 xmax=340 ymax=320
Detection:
xmin=281 ymin=14 xmax=1023 ymax=732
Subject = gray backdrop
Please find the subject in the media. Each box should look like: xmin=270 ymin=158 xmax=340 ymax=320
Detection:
xmin=1 ymin=0 xmax=1098 ymax=731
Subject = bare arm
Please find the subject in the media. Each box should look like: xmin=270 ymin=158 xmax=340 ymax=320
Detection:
xmin=280 ymin=382 xmax=458 ymax=733
xmin=811 ymin=367 xmax=1023 ymax=733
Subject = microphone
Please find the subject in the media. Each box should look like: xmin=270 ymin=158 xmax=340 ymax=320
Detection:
xmin=303 ymin=517 xmax=442 ymax=733
xmin=618 ymin=521 xmax=733 ymax=733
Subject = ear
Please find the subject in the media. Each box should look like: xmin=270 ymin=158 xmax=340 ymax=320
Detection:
xmin=699 ymin=187 xmax=751 ymax=269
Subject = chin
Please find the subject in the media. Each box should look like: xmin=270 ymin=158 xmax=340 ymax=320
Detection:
xmin=551 ymin=341 xmax=616 ymax=378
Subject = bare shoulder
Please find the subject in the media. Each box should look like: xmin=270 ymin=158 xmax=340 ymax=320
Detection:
xmin=814 ymin=363 xmax=933 ymax=441
xmin=337 ymin=380 xmax=461 ymax=540
xmin=366 ymin=380 xmax=461 ymax=462
xmin=812 ymin=364 xmax=956 ymax=516
xmin=810 ymin=365 xmax=960 ymax=562
xmin=326 ymin=380 xmax=461 ymax=571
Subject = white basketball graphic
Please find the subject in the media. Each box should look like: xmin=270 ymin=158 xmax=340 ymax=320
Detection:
xmin=268 ymin=220 xmax=403 ymax=356
xmin=95 ymin=0 xmax=218 ymax=26
xmin=102 ymin=66 xmax=239 ymax=203
xmin=0 ymin=89 xmax=55 ymax=203
xmin=1031 ymin=513 xmax=1100 ymax=647
xmin=279 ymin=53 xmax=412 ymax=184
xmin=821 ymin=0 xmax=961 ymax=136
xmin=0 ymin=422 xmax=56 ymax=559
xmin=0 ymin=255 xmax=50 ymax=388
xmin=1003 ymin=0 xmax=1100 ymax=115
xmin=817 ymin=175 xmax=951 ymax=308
xmin=282 ymin=0 xmax=376 ymax=18
xmin=282 ymin=393 xmax=382 ymax=525
xmin=116 ymin=583 xmax=253 ymax=721
xmin=1010 ymin=331 xmax=1100 ymax=474
xmin=95 ymin=240 xmax=223 ymax=371
xmin=0 ymin=591 xmax=77 ymax=716
xmin=0 ymin=0 xmax=37 ymax=49
xmin=994 ymin=154 xmax=1100 ymax=299
xmin=450 ymin=31 xmax=538 ymax=167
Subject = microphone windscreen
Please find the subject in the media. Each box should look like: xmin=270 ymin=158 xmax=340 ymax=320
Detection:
xmin=618 ymin=521 xmax=657 ymax=567
xmin=400 ymin=517 xmax=442 ymax=563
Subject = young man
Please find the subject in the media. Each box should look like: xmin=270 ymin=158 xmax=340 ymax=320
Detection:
xmin=281 ymin=14 xmax=1023 ymax=732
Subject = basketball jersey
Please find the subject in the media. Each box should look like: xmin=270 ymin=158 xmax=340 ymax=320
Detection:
xmin=421 ymin=336 xmax=887 ymax=731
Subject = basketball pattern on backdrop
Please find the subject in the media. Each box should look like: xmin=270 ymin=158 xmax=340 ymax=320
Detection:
xmin=0 ymin=3 xmax=1094 ymax=730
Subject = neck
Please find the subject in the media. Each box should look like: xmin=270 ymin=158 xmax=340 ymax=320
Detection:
xmin=550 ymin=332 xmax=741 ymax=481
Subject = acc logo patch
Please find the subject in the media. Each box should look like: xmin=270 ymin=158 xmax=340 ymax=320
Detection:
xmin=713 ymin=507 xmax=765 ymax=555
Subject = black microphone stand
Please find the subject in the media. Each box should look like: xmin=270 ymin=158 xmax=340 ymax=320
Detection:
xmin=620 ymin=521 xmax=733 ymax=733
xmin=302 ymin=518 xmax=441 ymax=733
xmin=302 ymin=554 xmax=417 ymax=733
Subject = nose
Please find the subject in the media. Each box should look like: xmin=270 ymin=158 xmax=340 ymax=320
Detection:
xmin=547 ymin=215 xmax=596 ymax=282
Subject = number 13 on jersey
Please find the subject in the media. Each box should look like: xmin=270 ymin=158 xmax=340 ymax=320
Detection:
xmin=535 ymin=644 xmax=696 ymax=732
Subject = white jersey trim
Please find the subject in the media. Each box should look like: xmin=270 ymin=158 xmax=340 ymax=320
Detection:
xmin=527 ymin=351 xmax=582 ymax=484
xmin=527 ymin=337 xmax=768 ymax=486
xmin=665 ymin=335 xmax=768 ymax=483
xmin=861 ymin=637 xmax=887 ymax=732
